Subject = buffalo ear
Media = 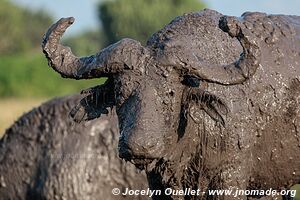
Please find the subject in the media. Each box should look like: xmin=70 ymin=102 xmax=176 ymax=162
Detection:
xmin=189 ymin=104 xmax=226 ymax=126
xmin=188 ymin=105 xmax=203 ymax=124
xmin=186 ymin=88 xmax=229 ymax=127
xmin=69 ymin=79 xmax=115 ymax=123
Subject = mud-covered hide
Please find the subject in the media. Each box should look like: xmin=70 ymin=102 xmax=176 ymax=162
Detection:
xmin=143 ymin=10 xmax=300 ymax=199
xmin=0 ymin=95 xmax=148 ymax=200
xmin=40 ymin=8 xmax=300 ymax=200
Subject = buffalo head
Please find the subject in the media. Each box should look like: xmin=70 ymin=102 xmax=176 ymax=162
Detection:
xmin=42 ymin=9 xmax=260 ymax=185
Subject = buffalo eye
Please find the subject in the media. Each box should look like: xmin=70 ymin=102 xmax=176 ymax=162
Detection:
xmin=182 ymin=75 xmax=200 ymax=87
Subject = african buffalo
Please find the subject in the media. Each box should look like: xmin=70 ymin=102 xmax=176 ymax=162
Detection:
xmin=0 ymin=95 xmax=147 ymax=200
xmin=42 ymin=9 xmax=300 ymax=199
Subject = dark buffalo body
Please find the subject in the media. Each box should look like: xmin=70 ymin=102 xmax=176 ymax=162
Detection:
xmin=0 ymin=95 xmax=147 ymax=200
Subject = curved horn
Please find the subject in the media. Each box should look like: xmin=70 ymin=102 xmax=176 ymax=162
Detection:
xmin=189 ymin=16 xmax=261 ymax=85
xmin=42 ymin=17 xmax=148 ymax=79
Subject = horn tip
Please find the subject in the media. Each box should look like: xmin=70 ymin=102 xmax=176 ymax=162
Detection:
xmin=67 ymin=17 xmax=75 ymax=24
xmin=59 ymin=17 xmax=75 ymax=25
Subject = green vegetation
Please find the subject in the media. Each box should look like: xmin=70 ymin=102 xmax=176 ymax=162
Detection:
xmin=0 ymin=52 xmax=104 ymax=97
xmin=63 ymin=30 xmax=105 ymax=56
xmin=292 ymin=184 xmax=300 ymax=200
xmin=0 ymin=0 xmax=52 ymax=55
xmin=0 ymin=0 xmax=105 ymax=98
xmin=99 ymin=0 xmax=206 ymax=45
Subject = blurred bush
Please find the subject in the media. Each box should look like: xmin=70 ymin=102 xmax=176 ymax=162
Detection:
xmin=0 ymin=0 xmax=52 ymax=55
xmin=0 ymin=52 xmax=104 ymax=97
xmin=63 ymin=30 xmax=105 ymax=56
xmin=0 ymin=0 xmax=104 ymax=98
xmin=99 ymin=0 xmax=206 ymax=45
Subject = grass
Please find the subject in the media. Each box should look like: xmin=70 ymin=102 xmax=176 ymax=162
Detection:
xmin=0 ymin=98 xmax=47 ymax=137
xmin=292 ymin=184 xmax=300 ymax=200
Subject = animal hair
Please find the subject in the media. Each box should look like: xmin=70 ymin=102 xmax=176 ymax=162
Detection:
xmin=70 ymin=78 xmax=115 ymax=123
xmin=182 ymin=87 xmax=229 ymax=127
